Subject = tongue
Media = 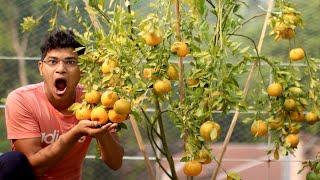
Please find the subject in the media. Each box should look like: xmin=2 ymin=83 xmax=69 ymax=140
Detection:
xmin=55 ymin=80 xmax=67 ymax=95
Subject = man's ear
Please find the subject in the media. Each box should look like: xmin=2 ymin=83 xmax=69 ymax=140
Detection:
xmin=38 ymin=61 xmax=43 ymax=76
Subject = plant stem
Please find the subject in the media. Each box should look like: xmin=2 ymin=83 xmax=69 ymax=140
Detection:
xmin=155 ymin=96 xmax=178 ymax=179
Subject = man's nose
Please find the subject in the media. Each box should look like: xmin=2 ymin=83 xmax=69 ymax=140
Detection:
xmin=55 ymin=61 xmax=67 ymax=73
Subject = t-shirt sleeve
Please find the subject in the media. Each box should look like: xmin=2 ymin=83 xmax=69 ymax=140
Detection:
xmin=5 ymin=91 xmax=41 ymax=140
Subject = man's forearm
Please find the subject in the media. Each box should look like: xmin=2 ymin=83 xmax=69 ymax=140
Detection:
xmin=97 ymin=133 xmax=124 ymax=170
xmin=29 ymin=128 xmax=81 ymax=174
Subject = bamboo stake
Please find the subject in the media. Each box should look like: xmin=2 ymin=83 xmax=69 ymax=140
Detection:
xmin=211 ymin=0 xmax=274 ymax=179
xmin=174 ymin=0 xmax=185 ymax=102
xmin=83 ymin=0 xmax=102 ymax=29
xmin=130 ymin=116 xmax=156 ymax=180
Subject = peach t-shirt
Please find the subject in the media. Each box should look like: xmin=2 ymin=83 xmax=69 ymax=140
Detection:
xmin=5 ymin=82 xmax=92 ymax=180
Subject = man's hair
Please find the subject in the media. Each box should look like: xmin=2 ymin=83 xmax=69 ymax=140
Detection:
xmin=40 ymin=29 xmax=85 ymax=60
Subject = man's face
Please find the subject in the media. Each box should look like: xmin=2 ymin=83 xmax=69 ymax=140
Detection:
xmin=38 ymin=48 xmax=81 ymax=102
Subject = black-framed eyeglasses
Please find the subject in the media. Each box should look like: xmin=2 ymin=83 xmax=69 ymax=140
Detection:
xmin=42 ymin=58 xmax=78 ymax=67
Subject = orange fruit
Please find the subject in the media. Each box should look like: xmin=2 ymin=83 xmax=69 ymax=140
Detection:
xmin=171 ymin=42 xmax=189 ymax=57
xmin=251 ymin=120 xmax=268 ymax=137
xmin=284 ymin=99 xmax=296 ymax=111
xmin=108 ymin=109 xmax=128 ymax=123
xmin=199 ymin=121 xmax=221 ymax=141
xmin=75 ymin=107 xmax=92 ymax=121
xmin=85 ymin=90 xmax=101 ymax=104
xmin=183 ymin=161 xmax=202 ymax=176
xmin=187 ymin=78 xmax=199 ymax=86
xmin=289 ymin=48 xmax=305 ymax=61
xmin=288 ymin=124 xmax=300 ymax=134
xmin=283 ymin=13 xmax=300 ymax=25
xmin=167 ymin=64 xmax=179 ymax=80
xmin=290 ymin=111 xmax=304 ymax=122
xmin=268 ymin=117 xmax=284 ymax=129
xmin=273 ymin=22 xmax=295 ymax=40
xmin=144 ymin=32 xmax=162 ymax=46
xmin=101 ymin=59 xmax=118 ymax=74
xmin=285 ymin=134 xmax=299 ymax=148
xmin=91 ymin=106 xmax=109 ymax=125
xmin=113 ymin=99 xmax=131 ymax=115
xmin=198 ymin=149 xmax=212 ymax=164
xmin=143 ymin=68 xmax=155 ymax=79
xmin=267 ymin=83 xmax=282 ymax=97
xmin=289 ymin=87 xmax=303 ymax=96
xmin=101 ymin=91 xmax=119 ymax=108
xmin=153 ymin=79 xmax=172 ymax=95
xmin=305 ymin=112 xmax=318 ymax=125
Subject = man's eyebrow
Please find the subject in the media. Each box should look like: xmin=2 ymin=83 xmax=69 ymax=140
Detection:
xmin=47 ymin=56 xmax=76 ymax=59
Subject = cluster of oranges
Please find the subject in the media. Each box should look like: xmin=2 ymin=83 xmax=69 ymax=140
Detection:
xmin=183 ymin=121 xmax=221 ymax=176
xmin=269 ymin=4 xmax=302 ymax=41
xmin=71 ymin=57 xmax=131 ymax=125
xmin=74 ymin=89 xmax=131 ymax=125
xmin=251 ymin=65 xmax=319 ymax=159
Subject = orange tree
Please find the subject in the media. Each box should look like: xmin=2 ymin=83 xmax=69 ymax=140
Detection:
xmin=21 ymin=0 xmax=320 ymax=179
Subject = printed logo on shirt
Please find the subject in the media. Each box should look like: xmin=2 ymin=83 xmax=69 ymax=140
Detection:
xmin=41 ymin=130 xmax=86 ymax=144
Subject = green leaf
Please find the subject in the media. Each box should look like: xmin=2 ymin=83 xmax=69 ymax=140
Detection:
xmin=227 ymin=171 xmax=241 ymax=180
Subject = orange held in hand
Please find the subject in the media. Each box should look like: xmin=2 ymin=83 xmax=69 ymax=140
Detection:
xmin=75 ymin=107 xmax=92 ymax=121
xmin=289 ymin=48 xmax=305 ymax=61
xmin=101 ymin=91 xmax=119 ymax=108
xmin=183 ymin=160 xmax=202 ymax=176
xmin=113 ymin=99 xmax=131 ymax=115
xmin=85 ymin=90 xmax=101 ymax=104
xmin=91 ymin=106 xmax=109 ymax=125
xmin=108 ymin=109 xmax=128 ymax=123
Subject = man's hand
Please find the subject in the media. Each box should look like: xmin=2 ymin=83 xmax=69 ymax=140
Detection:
xmin=74 ymin=120 xmax=117 ymax=138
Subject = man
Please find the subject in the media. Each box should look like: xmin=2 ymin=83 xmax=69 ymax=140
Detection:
xmin=5 ymin=30 xmax=124 ymax=179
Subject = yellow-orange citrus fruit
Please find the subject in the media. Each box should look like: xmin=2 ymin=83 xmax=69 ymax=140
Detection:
xmin=267 ymin=83 xmax=282 ymax=97
xmin=91 ymin=107 xmax=109 ymax=125
xmin=268 ymin=117 xmax=284 ymax=129
xmin=113 ymin=99 xmax=131 ymax=115
xmin=284 ymin=99 xmax=296 ymax=111
xmin=144 ymin=32 xmax=162 ymax=46
xmin=171 ymin=42 xmax=189 ymax=57
xmin=273 ymin=22 xmax=295 ymax=40
xmin=75 ymin=107 xmax=92 ymax=121
xmin=101 ymin=59 xmax=118 ymax=74
xmin=153 ymin=79 xmax=172 ymax=95
xmin=251 ymin=120 xmax=268 ymax=137
xmin=305 ymin=112 xmax=318 ymax=125
xmin=187 ymin=78 xmax=199 ymax=86
xmin=289 ymin=48 xmax=305 ymax=61
xmin=108 ymin=109 xmax=128 ymax=123
xmin=143 ymin=68 xmax=154 ymax=79
xmin=198 ymin=149 xmax=212 ymax=164
xmin=101 ymin=91 xmax=119 ymax=108
xmin=290 ymin=111 xmax=304 ymax=122
xmin=283 ymin=13 xmax=300 ymax=25
xmin=288 ymin=124 xmax=300 ymax=134
xmin=85 ymin=90 xmax=101 ymax=104
xmin=200 ymin=121 xmax=221 ymax=141
xmin=183 ymin=161 xmax=202 ymax=176
xmin=285 ymin=134 xmax=299 ymax=148
xmin=289 ymin=87 xmax=303 ymax=96
xmin=167 ymin=64 xmax=179 ymax=80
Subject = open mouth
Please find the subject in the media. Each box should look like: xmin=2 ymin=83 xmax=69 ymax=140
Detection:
xmin=54 ymin=78 xmax=67 ymax=95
